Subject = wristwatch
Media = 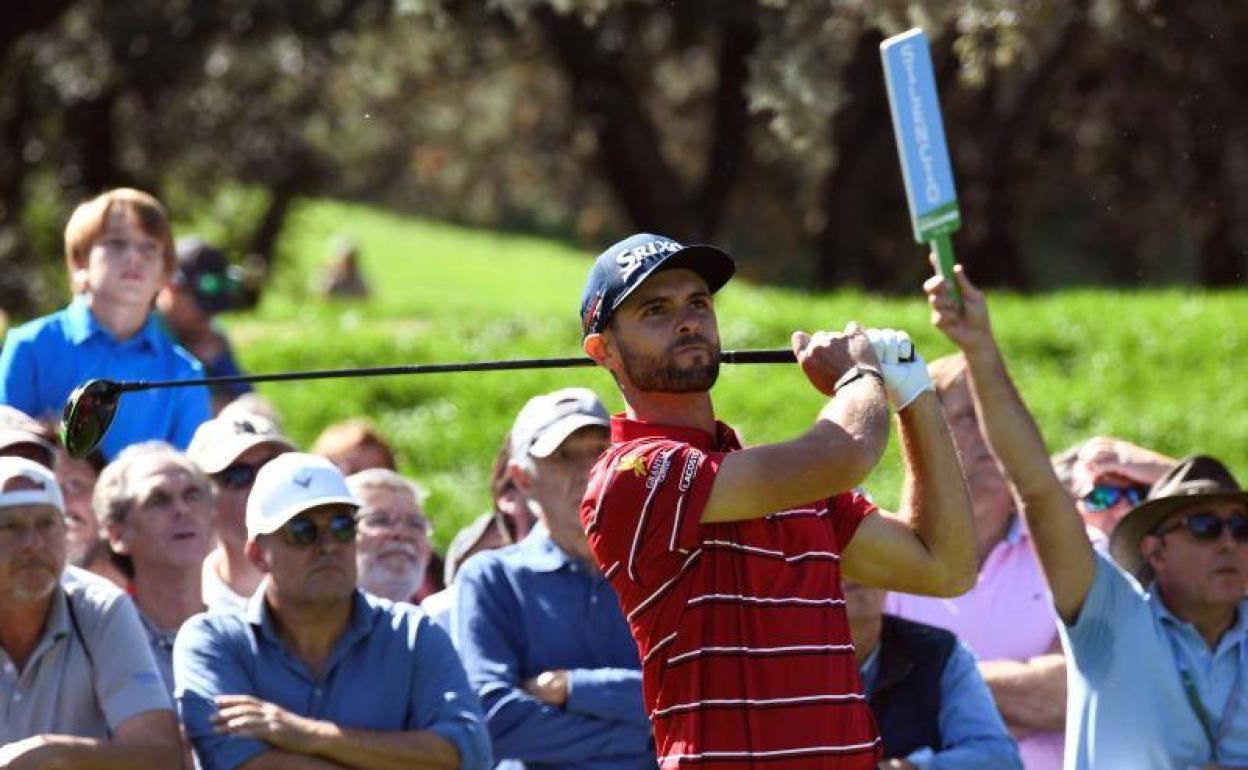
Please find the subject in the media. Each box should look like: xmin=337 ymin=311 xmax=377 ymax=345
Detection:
xmin=833 ymin=364 xmax=884 ymax=394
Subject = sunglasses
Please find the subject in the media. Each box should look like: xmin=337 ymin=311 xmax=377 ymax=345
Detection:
xmin=214 ymin=463 xmax=264 ymax=490
xmin=282 ymin=512 xmax=358 ymax=547
xmin=1154 ymin=512 xmax=1248 ymax=543
xmin=1081 ymin=483 xmax=1150 ymax=512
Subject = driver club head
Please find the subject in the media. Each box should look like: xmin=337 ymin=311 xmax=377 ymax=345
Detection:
xmin=60 ymin=379 xmax=123 ymax=459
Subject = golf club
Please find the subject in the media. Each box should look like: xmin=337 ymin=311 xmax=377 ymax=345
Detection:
xmin=60 ymin=348 xmax=798 ymax=458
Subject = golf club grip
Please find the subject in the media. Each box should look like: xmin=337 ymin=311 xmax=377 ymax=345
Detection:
xmin=119 ymin=349 xmax=799 ymax=392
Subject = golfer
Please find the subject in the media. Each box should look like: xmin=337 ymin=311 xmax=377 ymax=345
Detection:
xmin=579 ymin=234 xmax=976 ymax=769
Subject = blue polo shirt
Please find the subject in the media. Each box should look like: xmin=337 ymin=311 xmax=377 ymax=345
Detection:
xmin=173 ymin=589 xmax=491 ymax=770
xmin=0 ymin=296 xmax=210 ymax=459
xmin=861 ymin=640 xmax=1021 ymax=770
xmin=1061 ymin=550 xmax=1248 ymax=769
xmin=455 ymin=525 xmax=657 ymax=770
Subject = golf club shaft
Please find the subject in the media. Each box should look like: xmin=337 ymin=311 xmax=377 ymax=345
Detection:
xmin=115 ymin=349 xmax=798 ymax=393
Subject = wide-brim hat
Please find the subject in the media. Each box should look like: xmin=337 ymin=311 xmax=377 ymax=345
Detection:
xmin=1109 ymin=455 xmax=1248 ymax=579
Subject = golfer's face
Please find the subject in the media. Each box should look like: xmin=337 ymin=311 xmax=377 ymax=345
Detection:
xmin=609 ymin=269 xmax=721 ymax=393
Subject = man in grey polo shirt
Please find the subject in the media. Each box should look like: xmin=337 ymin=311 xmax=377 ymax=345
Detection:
xmin=926 ymin=265 xmax=1248 ymax=769
xmin=0 ymin=456 xmax=180 ymax=768
xmin=174 ymin=453 xmax=491 ymax=770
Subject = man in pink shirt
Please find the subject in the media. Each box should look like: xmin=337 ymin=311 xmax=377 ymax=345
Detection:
xmin=885 ymin=354 xmax=1065 ymax=770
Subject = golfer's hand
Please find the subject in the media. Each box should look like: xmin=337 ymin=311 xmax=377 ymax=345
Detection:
xmin=792 ymin=322 xmax=880 ymax=397
xmin=523 ymin=670 xmax=570 ymax=706
xmin=924 ymin=258 xmax=992 ymax=352
xmin=212 ymin=694 xmax=327 ymax=752
xmin=865 ymin=328 xmax=931 ymax=410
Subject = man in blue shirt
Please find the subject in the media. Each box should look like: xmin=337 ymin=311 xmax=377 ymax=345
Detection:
xmin=174 ymin=453 xmax=491 ymax=770
xmin=0 ymin=189 xmax=210 ymax=459
xmin=845 ymin=579 xmax=1021 ymax=770
xmin=926 ymin=263 xmax=1248 ymax=770
xmin=455 ymin=388 xmax=656 ymax=770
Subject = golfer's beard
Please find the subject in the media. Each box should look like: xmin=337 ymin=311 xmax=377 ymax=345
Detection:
xmin=619 ymin=335 xmax=721 ymax=393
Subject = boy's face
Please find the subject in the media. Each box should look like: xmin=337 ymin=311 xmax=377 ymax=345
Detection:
xmin=84 ymin=207 xmax=170 ymax=309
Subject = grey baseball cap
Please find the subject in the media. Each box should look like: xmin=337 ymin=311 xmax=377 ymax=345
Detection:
xmin=509 ymin=388 xmax=610 ymax=460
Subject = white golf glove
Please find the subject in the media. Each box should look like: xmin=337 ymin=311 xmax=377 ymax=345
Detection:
xmin=866 ymin=328 xmax=932 ymax=410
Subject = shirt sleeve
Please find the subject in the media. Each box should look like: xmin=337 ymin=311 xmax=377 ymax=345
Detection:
xmin=81 ymin=590 xmax=174 ymax=731
xmin=828 ymin=490 xmax=876 ymax=549
xmin=912 ymin=642 xmax=1022 ymax=770
xmin=405 ymin=614 xmax=493 ymax=770
xmin=454 ymin=556 xmax=654 ymax=764
xmin=172 ymin=614 xmax=268 ymax=770
xmin=0 ymin=328 xmax=41 ymax=416
xmin=566 ymin=667 xmax=648 ymax=726
xmin=1060 ymin=549 xmax=1149 ymax=685
xmin=583 ymin=440 xmax=723 ymax=589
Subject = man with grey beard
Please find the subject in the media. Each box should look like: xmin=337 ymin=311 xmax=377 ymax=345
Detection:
xmin=348 ymin=468 xmax=434 ymax=602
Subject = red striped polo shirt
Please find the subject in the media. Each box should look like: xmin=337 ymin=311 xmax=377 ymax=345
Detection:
xmin=581 ymin=415 xmax=881 ymax=769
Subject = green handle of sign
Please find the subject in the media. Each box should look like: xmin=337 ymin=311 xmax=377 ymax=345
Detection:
xmin=930 ymin=233 xmax=962 ymax=310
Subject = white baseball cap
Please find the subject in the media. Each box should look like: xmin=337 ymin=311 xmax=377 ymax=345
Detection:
xmin=510 ymin=387 xmax=610 ymax=460
xmin=0 ymin=456 xmax=65 ymax=514
xmin=187 ymin=412 xmax=295 ymax=475
xmin=246 ymin=453 xmax=360 ymax=539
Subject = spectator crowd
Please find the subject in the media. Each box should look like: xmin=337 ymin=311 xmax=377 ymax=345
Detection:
xmin=0 ymin=188 xmax=1244 ymax=770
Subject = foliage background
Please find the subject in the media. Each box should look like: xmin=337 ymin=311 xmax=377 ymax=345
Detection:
xmin=227 ymin=199 xmax=1247 ymax=545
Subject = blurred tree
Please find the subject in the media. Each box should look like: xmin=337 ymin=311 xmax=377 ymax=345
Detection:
xmin=1 ymin=0 xmax=1244 ymax=320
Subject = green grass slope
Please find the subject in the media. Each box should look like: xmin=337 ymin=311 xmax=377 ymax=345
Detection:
xmin=219 ymin=199 xmax=1248 ymax=548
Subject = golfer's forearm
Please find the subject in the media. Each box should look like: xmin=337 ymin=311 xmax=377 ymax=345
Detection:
xmin=896 ymin=392 xmax=976 ymax=592
xmin=308 ymin=727 xmax=460 ymax=770
xmin=814 ymin=377 xmax=891 ymax=483
xmin=979 ymin=654 xmax=1067 ymax=731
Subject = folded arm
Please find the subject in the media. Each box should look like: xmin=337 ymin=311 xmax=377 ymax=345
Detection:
xmin=978 ymin=652 xmax=1067 ymax=735
xmin=0 ymin=711 xmax=183 ymax=770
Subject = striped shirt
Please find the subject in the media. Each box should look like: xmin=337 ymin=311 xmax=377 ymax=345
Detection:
xmin=581 ymin=416 xmax=881 ymax=769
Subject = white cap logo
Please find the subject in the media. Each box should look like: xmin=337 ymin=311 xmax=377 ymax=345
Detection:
xmin=616 ymin=239 xmax=682 ymax=282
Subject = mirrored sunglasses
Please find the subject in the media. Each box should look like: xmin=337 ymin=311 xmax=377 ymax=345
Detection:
xmin=282 ymin=512 xmax=358 ymax=547
xmin=1081 ymin=483 xmax=1149 ymax=512
xmin=1154 ymin=511 xmax=1248 ymax=543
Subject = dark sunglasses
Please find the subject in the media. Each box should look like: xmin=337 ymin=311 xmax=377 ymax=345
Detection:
xmin=1154 ymin=511 xmax=1248 ymax=543
xmin=282 ymin=512 xmax=358 ymax=547
xmin=214 ymin=463 xmax=264 ymax=490
xmin=1081 ymin=484 xmax=1149 ymax=512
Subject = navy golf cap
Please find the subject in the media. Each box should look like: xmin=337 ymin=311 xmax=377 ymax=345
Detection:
xmin=579 ymin=233 xmax=735 ymax=336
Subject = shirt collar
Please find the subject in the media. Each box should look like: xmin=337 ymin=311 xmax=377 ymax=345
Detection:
xmin=517 ymin=523 xmax=577 ymax=572
xmin=609 ymin=414 xmax=741 ymax=451
xmin=1004 ymin=513 xmax=1026 ymax=545
xmin=245 ymin=588 xmax=377 ymax=646
xmin=1150 ymin=589 xmax=1248 ymax=653
xmin=65 ymin=295 xmax=163 ymax=351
